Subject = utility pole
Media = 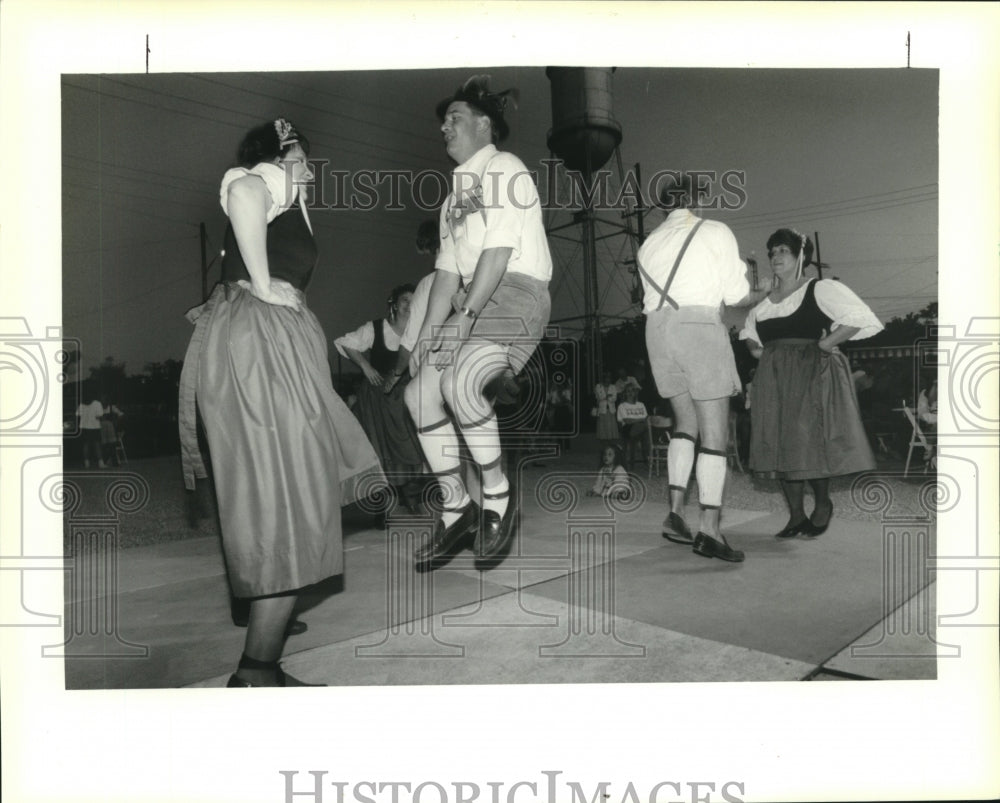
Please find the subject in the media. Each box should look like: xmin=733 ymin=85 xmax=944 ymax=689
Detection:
xmin=814 ymin=231 xmax=823 ymax=280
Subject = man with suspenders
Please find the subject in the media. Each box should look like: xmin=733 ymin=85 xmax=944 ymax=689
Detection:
xmin=636 ymin=174 xmax=764 ymax=562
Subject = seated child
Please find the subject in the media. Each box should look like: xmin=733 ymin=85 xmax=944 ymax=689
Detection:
xmin=587 ymin=445 xmax=632 ymax=500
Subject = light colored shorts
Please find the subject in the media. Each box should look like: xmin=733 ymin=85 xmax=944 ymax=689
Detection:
xmin=453 ymin=271 xmax=551 ymax=373
xmin=645 ymin=305 xmax=741 ymax=401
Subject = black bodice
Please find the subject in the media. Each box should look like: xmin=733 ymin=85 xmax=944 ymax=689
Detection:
xmin=756 ymin=280 xmax=834 ymax=344
xmin=221 ymin=207 xmax=318 ymax=291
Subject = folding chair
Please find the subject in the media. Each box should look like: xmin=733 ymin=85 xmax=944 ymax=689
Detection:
xmin=646 ymin=415 xmax=672 ymax=478
xmin=114 ymin=433 xmax=128 ymax=466
xmin=902 ymin=404 xmax=934 ymax=477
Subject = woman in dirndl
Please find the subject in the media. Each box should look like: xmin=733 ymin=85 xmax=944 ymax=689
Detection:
xmin=334 ymin=284 xmax=427 ymax=514
xmin=594 ymin=370 xmax=620 ymax=447
xmin=740 ymin=228 xmax=883 ymax=538
xmin=178 ymin=119 xmax=382 ymax=687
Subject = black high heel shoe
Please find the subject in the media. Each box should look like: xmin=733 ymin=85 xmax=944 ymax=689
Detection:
xmin=805 ymin=501 xmax=834 ymax=536
xmin=226 ymin=653 xmax=325 ymax=687
xmin=775 ymin=518 xmax=812 ymax=539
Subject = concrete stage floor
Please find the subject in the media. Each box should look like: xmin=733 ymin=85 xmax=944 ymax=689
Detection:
xmin=59 ymin=440 xmax=940 ymax=689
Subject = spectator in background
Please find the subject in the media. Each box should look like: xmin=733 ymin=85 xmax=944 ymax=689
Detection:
xmin=614 ymin=365 xmax=641 ymax=397
xmin=335 ymin=283 xmax=426 ymax=514
xmin=76 ymin=392 xmax=105 ymax=469
xmin=917 ymin=375 xmax=938 ymax=428
xmin=100 ymin=396 xmax=125 ymax=467
xmin=587 ymin=444 xmax=632 ymax=500
xmin=593 ymin=370 xmax=620 ymax=447
xmin=616 ymin=383 xmax=649 ymax=469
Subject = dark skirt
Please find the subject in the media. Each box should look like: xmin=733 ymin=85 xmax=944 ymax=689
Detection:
xmin=749 ymin=339 xmax=875 ymax=481
xmin=596 ymin=411 xmax=619 ymax=441
xmin=180 ymin=283 xmax=383 ymax=598
xmin=352 ymin=375 xmax=424 ymax=482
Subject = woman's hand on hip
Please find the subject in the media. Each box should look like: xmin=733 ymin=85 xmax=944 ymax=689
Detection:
xmin=817 ymin=329 xmax=838 ymax=354
xmin=238 ymin=279 xmax=302 ymax=311
xmin=361 ymin=364 xmax=383 ymax=386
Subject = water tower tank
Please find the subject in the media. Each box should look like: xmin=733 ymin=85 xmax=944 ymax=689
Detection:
xmin=546 ymin=67 xmax=623 ymax=174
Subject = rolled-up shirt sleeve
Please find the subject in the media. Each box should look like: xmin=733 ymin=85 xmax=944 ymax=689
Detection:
xmin=815 ymin=280 xmax=884 ymax=340
xmin=334 ymin=320 xmax=375 ymax=358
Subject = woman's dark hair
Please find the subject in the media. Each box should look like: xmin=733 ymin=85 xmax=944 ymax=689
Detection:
xmin=766 ymin=228 xmax=815 ymax=266
xmin=599 ymin=444 xmax=626 ymax=469
xmin=236 ymin=119 xmax=310 ymax=168
xmin=387 ymin=283 xmax=416 ymax=311
xmin=416 ymin=220 xmax=440 ymax=254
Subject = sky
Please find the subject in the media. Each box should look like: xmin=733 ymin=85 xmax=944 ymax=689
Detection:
xmin=61 ymin=66 xmax=938 ymax=375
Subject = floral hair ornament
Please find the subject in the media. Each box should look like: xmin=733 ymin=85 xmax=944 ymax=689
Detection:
xmin=274 ymin=118 xmax=299 ymax=149
xmin=792 ymin=228 xmax=807 ymax=280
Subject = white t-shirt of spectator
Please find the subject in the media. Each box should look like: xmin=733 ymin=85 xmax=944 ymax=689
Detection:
xmin=617 ymin=400 xmax=648 ymax=425
xmin=76 ymin=400 xmax=103 ymax=430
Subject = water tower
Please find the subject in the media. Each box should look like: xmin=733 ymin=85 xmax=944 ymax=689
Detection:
xmin=545 ymin=67 xmax=640 ymax=391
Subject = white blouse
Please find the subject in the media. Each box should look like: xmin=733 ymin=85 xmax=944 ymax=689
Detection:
xmin=594 ymin=383 xmax=619 ymax=415
xmin=334 ymin=319 xmax=402 ymax=359
xmin=740 ymin=279 xmax=883 ymax=345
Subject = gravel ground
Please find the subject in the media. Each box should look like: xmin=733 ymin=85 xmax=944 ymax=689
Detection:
xmin=61 ymin=440 xmax=938 ymax=554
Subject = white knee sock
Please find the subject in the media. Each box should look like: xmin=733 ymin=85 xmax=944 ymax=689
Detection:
xmin=695 ymin=450 xmax=727 ymax=509
xmin=482 ymin=475 xmax=510 ymax=518
xmin=667 ymin=434 xmax=696 ymax=495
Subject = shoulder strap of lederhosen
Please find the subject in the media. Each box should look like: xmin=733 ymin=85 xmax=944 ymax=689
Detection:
xmin=635 ymin=218 xmax=706 ymax=311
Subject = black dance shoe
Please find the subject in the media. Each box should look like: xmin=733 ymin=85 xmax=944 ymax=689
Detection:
xmin=476 ymin=502 xmax=518 ymax=560
xmin=476 ymin=489 xmax=518 ymax=560
xmin=692 ymin=532 xmax=745 ymax=563
xmin=774 ymin=518 xmax=812 ymax=539
xmin=414 ymin=503 xmax=478 ymax=566
xmin=226 ymin=666 xmax=324 ymax=687
xmin=662 ymin=511 xmax=695 ymax=545
xmin=805 ymin=502 xmax=834 ymax=537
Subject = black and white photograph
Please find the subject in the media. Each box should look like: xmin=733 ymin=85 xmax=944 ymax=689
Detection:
xmin=1 ymin=3 xmax=998 ymax=803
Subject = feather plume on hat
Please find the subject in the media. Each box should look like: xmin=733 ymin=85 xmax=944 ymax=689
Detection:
xmin=436 ymin=74 xmax=519 ymax=142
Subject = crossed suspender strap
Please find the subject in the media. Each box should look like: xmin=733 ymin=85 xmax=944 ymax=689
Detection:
xmin=635 ymin=219 xmax=706 ymax=311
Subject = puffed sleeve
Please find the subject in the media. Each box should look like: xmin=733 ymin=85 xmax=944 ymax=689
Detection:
xmin=814 ymin=280 xmax=884 ymax=340
xmin=739 ymin=304 xmax=762 ymax=345
xmin=334 ymin=320 xmax=376 ymax=358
